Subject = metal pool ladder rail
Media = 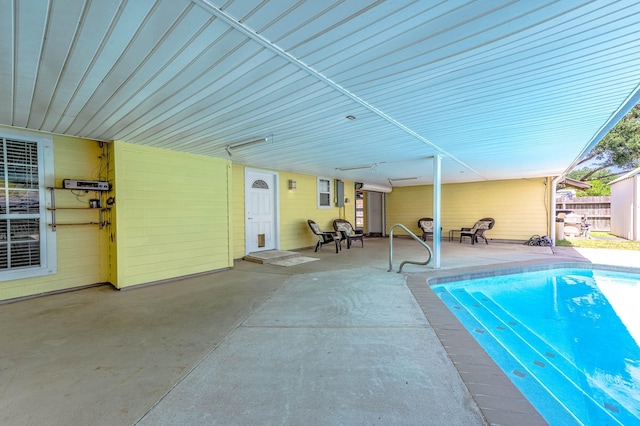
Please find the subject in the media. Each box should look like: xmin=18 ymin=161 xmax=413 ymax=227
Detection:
xmin=388 ymin=223 xmax=433 ymax=273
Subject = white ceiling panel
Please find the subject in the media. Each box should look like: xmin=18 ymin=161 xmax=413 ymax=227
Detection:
xmin=2 ymin=0 xmax=640 ymax=187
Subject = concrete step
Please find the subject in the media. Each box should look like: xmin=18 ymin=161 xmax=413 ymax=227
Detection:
xmin=243 ymin=250 xmax=302 ymax=264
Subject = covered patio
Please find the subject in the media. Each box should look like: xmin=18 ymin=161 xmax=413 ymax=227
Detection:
xmin=2 ymin=238 xmax=636 ymax=425
xmin=1 ymin=0 xmax=640 ymax=295
xmin=2 ymin=2 xmax=640 ymax=423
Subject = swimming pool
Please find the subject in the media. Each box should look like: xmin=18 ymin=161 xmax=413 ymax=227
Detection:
xmin=432 ymin=268 xmax=640 ymax=426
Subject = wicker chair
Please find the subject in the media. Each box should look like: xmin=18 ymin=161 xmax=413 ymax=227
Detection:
xmin=307 ymin=220 xmax=341 ymax=253
xmin=332 ymin=219 xmax=364 ymax=249
xmin=417 ymin=217 xmax=441 ymax=241
xmin=460 ymin=218 xmax=495 ymax=245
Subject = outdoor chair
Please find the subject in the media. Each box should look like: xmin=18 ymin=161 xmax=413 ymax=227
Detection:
xmin=417 ymin=217 xmax=442 ymax=241
xmin=307 ymin=220 xmax=341 ymax=253
xmin=332 ymin=219 xmax=364 ymax=249
xmin=460 ymin=217 xmax=495 ymax=245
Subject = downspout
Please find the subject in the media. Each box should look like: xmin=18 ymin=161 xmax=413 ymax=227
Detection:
xmin=635 ymin=175 xmax=639 ymax=241
xmin=550 ymin=175 xmax=562 ymax=245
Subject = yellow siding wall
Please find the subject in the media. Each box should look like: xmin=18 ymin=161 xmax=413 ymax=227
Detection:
xmin=0 ymin=129 xmax=109 ymax=301
xmin=386 ymin=178 xmax=550 ymax=240
xmin=111 ymin=142 xmax=231 ymax=288
xmin=231 ymin=165 xmax=355 ymax=257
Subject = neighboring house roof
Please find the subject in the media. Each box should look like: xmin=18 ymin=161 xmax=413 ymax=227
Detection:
xmin=559 ymin=177 xmax=592 ymax=190
xmin=609 ymin=167 xmax=640 ymax=185
xmin=2 ymin=1 xmax=640 ymax=187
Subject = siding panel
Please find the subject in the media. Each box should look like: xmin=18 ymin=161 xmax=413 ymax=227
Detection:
xmin=113 ymin=142 xmax=230 ymax=288
xmin=610 ymin=177 xmax=639 ymax=240
xmin=387 ymin=179 xmax=549 ymax=241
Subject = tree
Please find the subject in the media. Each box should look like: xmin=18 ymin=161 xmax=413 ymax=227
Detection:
xmin=572 ymin=103 xmax=640 ymax=181
xmin=567 ymin=167 xmax=616 ymax=184
xmin=566 ymin=167 xmax=613 ymax=196
xmin=577 ymin=180 xmax=610 ymax=197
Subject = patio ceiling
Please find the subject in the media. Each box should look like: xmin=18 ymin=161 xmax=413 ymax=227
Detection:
xmin=2 ymin=0 xmax=640 ymax=187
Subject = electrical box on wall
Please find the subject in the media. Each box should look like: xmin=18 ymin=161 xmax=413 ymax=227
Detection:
xmin=62 ymin=179 xmax=110 ymax=191
xmin=335 ymin=179 xmax=345 ymax=207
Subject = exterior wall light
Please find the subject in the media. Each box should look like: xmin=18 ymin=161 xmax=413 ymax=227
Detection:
xmin=288 ymin=179 xmax=297 ymax=190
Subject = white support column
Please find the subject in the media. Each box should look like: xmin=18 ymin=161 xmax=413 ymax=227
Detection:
xmin=381 ymin=193 xmax=387 ymax=237
xmin=433 ymin=155 xmax=442 ymax=268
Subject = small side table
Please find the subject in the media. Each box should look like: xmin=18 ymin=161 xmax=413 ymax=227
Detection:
xmin=448 ymin=229 xmax=461 ymax=242
xmin=332 ymin=233 xmax=342 ymax=252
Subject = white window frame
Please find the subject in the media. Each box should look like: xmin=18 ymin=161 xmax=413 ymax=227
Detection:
xmin=317 ymin=177 xmax=332 ymax=209
xmin=0 ymin=128 xmax=56 ymax=282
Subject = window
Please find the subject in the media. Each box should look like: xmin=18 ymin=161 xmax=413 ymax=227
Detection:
xmin=0 ymin=130 xmax=56 ymax=281
xmin=317 ymin=177 xmax=332 ymax=209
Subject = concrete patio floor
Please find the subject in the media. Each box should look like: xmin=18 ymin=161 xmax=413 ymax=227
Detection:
xmin=1 ymin=238 xmax=638 ymax=425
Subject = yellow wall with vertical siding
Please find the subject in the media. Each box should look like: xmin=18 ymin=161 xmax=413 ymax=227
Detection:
xmin=111 ymin=142 xmax=231 ymax=288
xmin=0 ymin=127 xmax=109 ymax=301
xmin=386 ymin=178 xmax=550 ymax=240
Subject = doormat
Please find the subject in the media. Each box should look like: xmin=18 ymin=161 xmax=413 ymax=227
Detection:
xmin=269 ymin=256 xmax=320 ymax=267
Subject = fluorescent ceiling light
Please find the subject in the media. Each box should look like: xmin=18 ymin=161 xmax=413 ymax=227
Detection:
xmin=388 ymin=177 xmax=419 ymax=185
xmin=225 ymin=135 xmax=271 ymax=156
xmin=336 ymin=163 xmax=376 ymax=172
xmin=359 ymin=183 xmax=392 ymax=193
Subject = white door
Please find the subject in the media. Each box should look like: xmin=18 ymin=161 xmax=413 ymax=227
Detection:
xmin=245 ymin=169 xmax=278 ymax=253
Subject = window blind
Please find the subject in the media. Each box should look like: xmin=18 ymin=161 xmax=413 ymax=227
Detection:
xmin=0 ymin=138 xmax=41 ymax=270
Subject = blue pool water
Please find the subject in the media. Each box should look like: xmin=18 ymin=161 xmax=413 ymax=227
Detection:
xmin=432 ymin=268 xmax=640 ymax=426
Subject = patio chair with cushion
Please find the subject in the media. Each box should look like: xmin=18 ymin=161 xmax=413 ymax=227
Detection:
xmin=307 ymin=220 xmax=341 ymax=253
xmin=417 ymin=217 xmax=442 ymax=241
xmin=332 ymin=218 xmax=364 ymax=249
xmin=460 ymin=217 xmax=495 ymax=245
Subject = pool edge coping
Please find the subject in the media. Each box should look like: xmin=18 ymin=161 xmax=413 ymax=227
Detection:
xmin=425 ymin=261 xmax=640 ymax=285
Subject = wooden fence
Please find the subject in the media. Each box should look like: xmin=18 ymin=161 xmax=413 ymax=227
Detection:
xmin=556 ymin=196 xmax=610 ymax=231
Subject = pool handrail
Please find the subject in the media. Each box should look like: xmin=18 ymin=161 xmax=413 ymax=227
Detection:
xmin=388 ymin=223 xmax=433 ymax=273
